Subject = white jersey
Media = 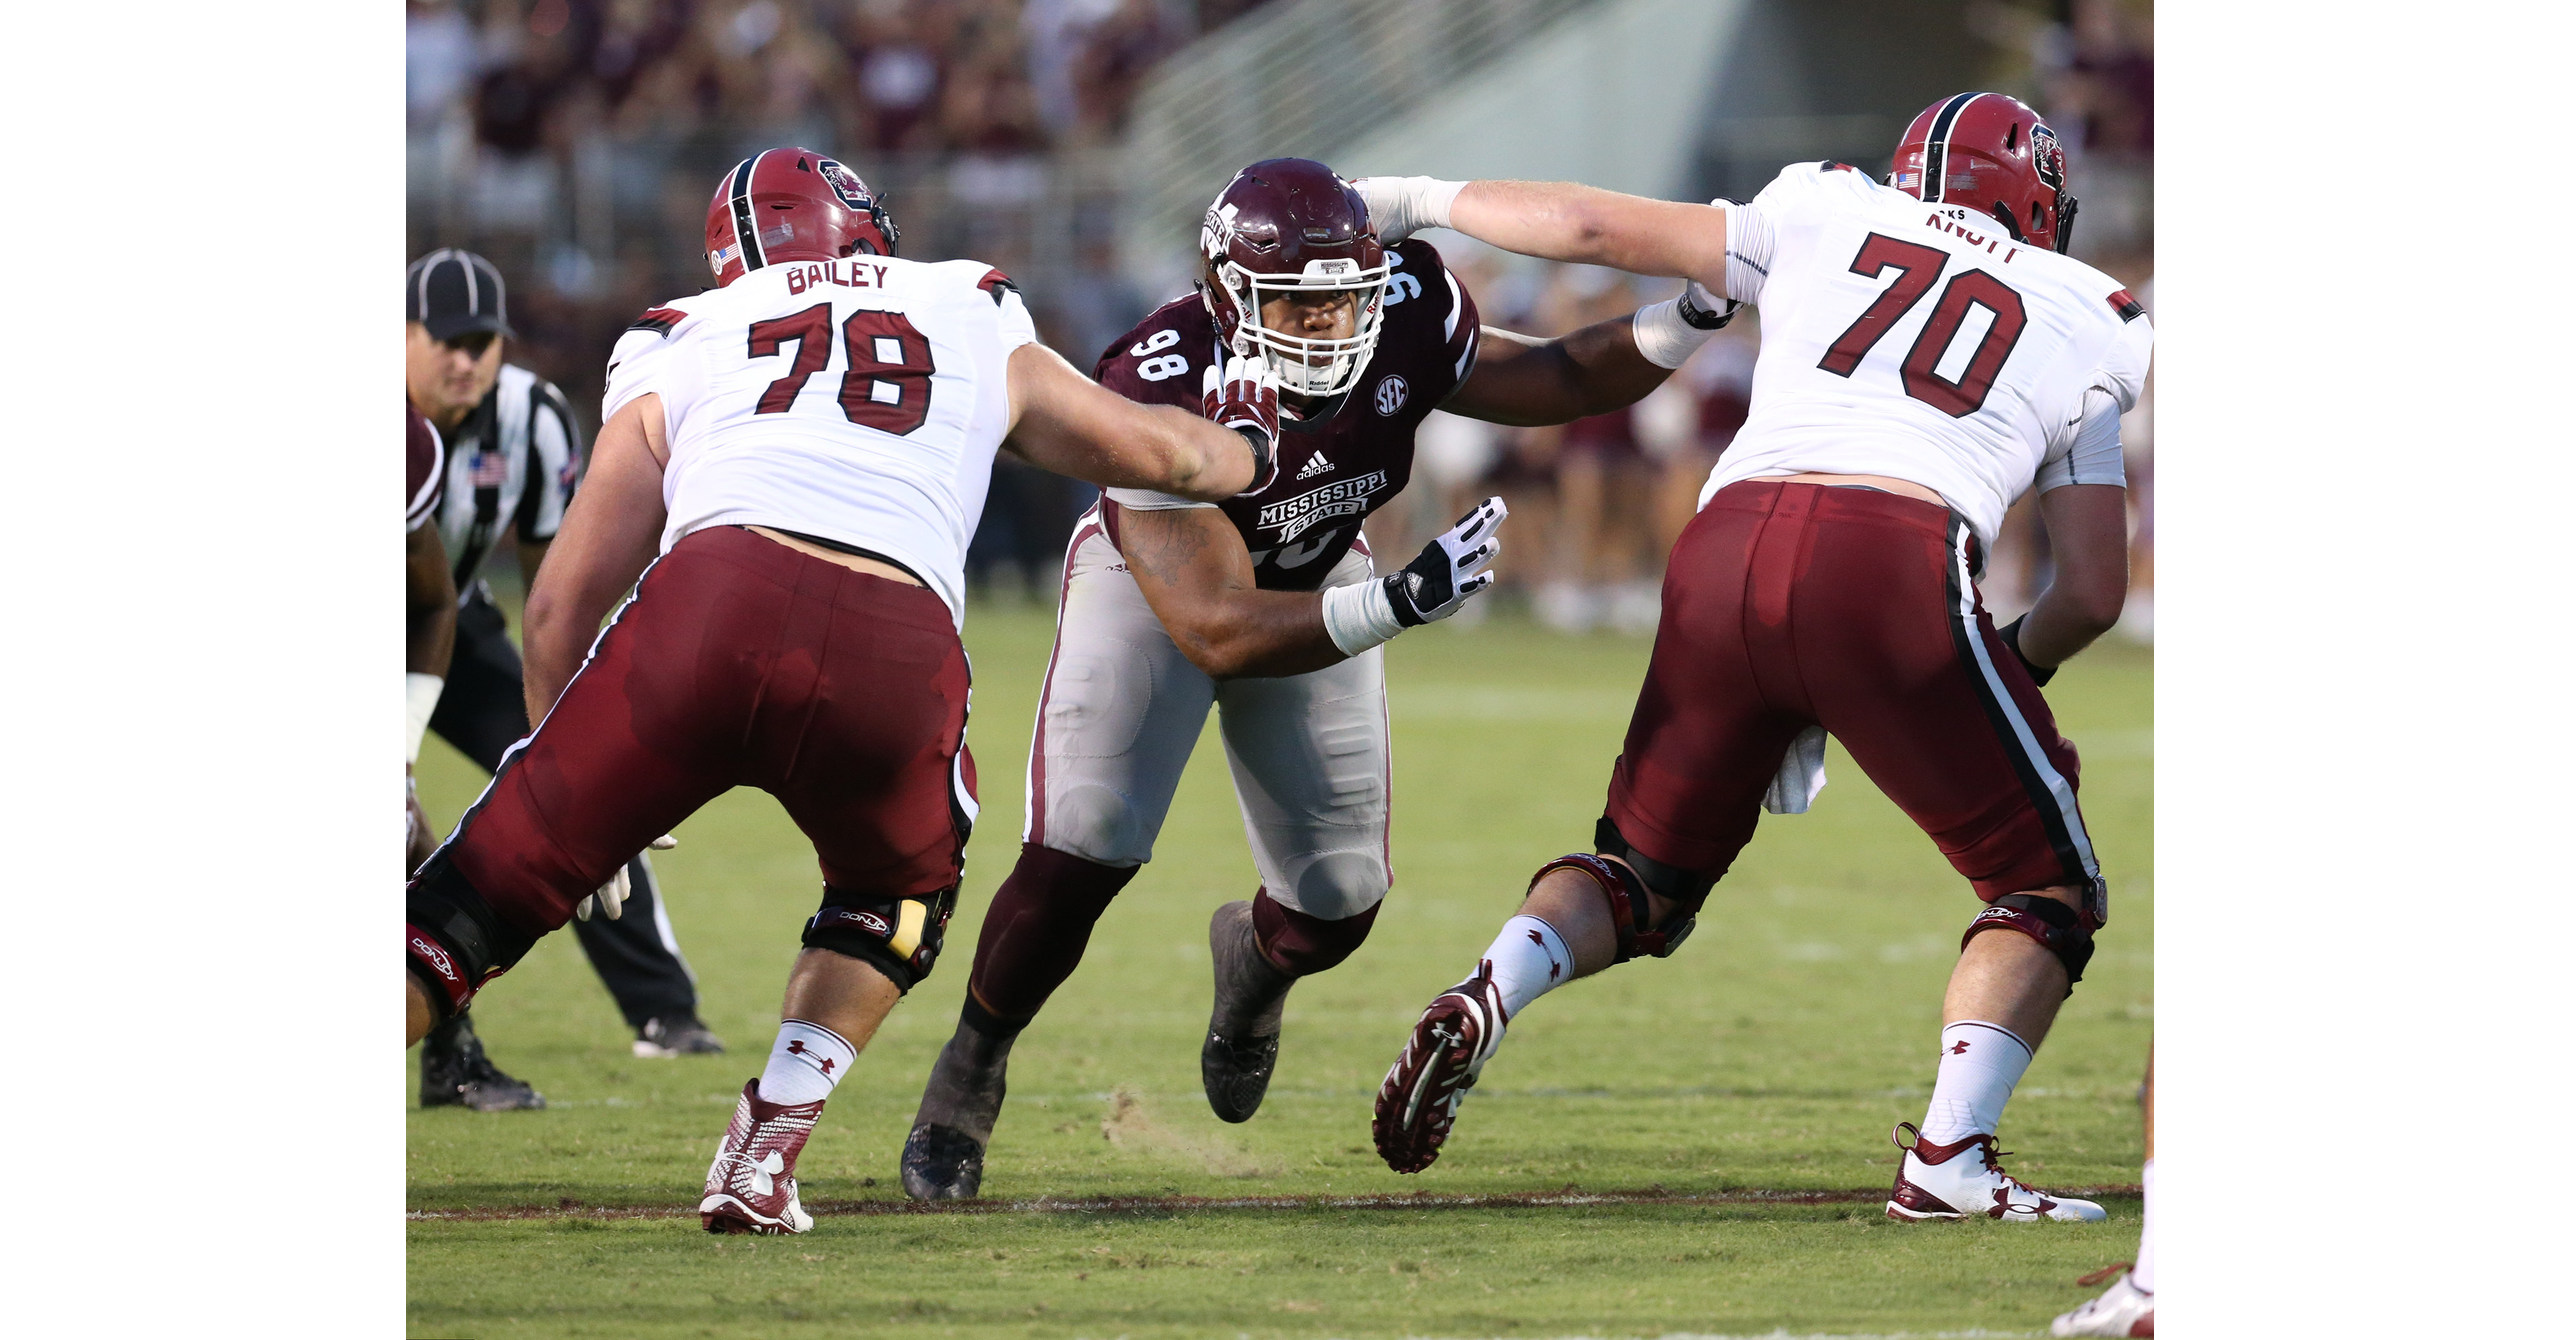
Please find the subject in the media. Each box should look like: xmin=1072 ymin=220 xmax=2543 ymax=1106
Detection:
xmin=1705 ymin=161 xmax=2153 ymax=543
xmin=602 ymin=255 xmax=1039 ymax=625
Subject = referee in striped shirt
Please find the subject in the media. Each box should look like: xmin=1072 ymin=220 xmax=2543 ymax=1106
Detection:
xmin=406 ymin=250 xmax=724 ymax=1112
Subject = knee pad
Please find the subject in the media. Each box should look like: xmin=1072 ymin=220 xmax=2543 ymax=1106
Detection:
xmin=804 ymin=883 xmax=959 ymax=994
xmin=406 ymin=858 xmax=540 ymax=1022
xmin=1250 ymin=888 xmax=1378 ymax=976
xmin=1549 ymin=816 xmax=1718 ymax=963
xmin=1962 ymin=880 xmax=2107 ymax=983
xmin=1279 ymin=849 xmax=1388 ymax=923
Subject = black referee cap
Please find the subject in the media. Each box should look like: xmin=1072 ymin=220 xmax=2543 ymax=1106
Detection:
xmin=406 ymin=248 xmax=513 ymax=342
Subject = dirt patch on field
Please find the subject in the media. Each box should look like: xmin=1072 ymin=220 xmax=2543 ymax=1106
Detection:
xmin=1097 ymin=1085 xmax=1281 ymax=1179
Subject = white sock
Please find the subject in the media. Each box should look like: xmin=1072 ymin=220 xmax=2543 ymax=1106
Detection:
xmin=1918 ymin=1020 xmax=2034 ymax=1142
xmin=759 ymin=1020 xmax=856 ymax=1106
xmin=1477 ymin=915 xmax=1576 ymax=1021
xmin=2130 ymin=1159 xmax=2155 ymax=1292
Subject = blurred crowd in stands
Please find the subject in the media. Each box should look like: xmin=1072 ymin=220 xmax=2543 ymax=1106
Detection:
xmin=409 ymin=0 xmax=2151 ymax=637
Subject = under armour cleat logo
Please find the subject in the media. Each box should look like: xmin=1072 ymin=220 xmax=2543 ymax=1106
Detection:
xmin=750 ymin=1151 xmax=785 ymax=1198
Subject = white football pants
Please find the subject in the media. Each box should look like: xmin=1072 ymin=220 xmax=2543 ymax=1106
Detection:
xmin=1021 ymin=508 xmax=1390 ymax=920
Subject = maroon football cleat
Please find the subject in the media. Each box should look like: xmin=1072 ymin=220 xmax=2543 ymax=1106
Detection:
xmin=1372 ymin=962 xmax=1507 ymax=1173
xmin=699 ymin=1080 xmax=821 ymax=1235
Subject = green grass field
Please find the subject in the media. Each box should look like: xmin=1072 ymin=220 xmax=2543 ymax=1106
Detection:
xmin=409 ymin=600 xmax=2150 ymax=1339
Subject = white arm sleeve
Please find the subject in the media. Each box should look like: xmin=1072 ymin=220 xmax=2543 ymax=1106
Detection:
xmin=1717 ymin=200 xmax=1775 ymax=306
xmin=2036 ymin=387 xmax=2128 ymax=493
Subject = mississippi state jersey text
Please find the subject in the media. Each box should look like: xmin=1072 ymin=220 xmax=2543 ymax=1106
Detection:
xmin=1097 ymin=240 xmax=1480 ymax=590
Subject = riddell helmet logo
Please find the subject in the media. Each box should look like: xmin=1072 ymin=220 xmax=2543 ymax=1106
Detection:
xmin=2030 ymin=124 xmax=2064 ymax=190
xmin=1374 ymin=375 xmax=1409 ymax=416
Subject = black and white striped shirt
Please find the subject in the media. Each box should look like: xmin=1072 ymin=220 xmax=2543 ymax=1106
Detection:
xmin=431 ymin=363 xmax=581 ymax=599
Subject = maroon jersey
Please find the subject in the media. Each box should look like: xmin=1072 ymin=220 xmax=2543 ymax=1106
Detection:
xmin=1096 ymin=240 xmax=1481 ymax=590
xmin=407 ymin=404 xmax=446 ymax=534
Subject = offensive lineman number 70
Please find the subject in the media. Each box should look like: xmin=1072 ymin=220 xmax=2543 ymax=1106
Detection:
xmin=747 ymin=302 xmax=937 ymax=435
xmin=1817 ymin=233 xmax=2027 ymax=418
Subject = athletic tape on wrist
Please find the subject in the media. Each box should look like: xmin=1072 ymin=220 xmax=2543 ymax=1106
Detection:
xmin=1631 ymin=298 xmax=1715 ymax=369
xmin=1415 ymin=178 xmax=1469 ymax=232
xmin=407 ymin=672 xmax=445 ymax=765
xmin=1321 ymin=579 xmax=1405 ymax=657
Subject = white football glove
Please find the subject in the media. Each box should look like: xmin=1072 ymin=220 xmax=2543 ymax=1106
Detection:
xmin=577 ymin=834 xmax=680 ymax=921
xmin=1349 ymin=175 xmax=1467 ymax=246
xmin=1320 ymin=497 xmax=1507 ymax=656
xmin=1386 ymin=496 xmax=1506 ymax=625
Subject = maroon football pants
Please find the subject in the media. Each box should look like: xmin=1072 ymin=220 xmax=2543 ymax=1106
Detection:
xmin=1604 ymin=481 xmax=2099 ymax=902
xmin=440 ymin=525 xmax=975 ymax=941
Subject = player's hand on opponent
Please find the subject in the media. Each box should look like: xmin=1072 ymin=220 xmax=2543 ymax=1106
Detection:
xmin=1348 ymin=176 xmax=1465 ymax=246
xmin=1200 ymin=353 xmax=1281 ymax=496
xmin=577 ymin=834 xmax=680 ymax=921
xmin=1389 ymin=497 xmax=1506 ymax=625
xmin=1320 ymin=498 xmax=1507 ymax=657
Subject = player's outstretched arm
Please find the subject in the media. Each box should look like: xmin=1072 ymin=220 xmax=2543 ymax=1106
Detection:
xmin=1441 ymin=292 xmax=1729 ymax=426
xmin=521 ymin=395 xmax=670 ymax=727
xmin=2007 ymin=483 xmax=2128 ymax=678
xmin=1003 ymin=342 xmax=1270 ymax=501
xmin=1360 ymin=176 xmax=1732 ymax=298
xmin=1125 ymin=497 xmax=1507 ymax=680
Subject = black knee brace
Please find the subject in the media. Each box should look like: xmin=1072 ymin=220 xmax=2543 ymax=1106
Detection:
xmin=406 ymin=858 xmax=539 ymax=1023
xmin=804 ymin=883 xmax=959 ymax=994
xmin=1962 ymin=879 xmax=2107 ymax=983
xmin=1532 ymin=819 xmax=1720 ymax=964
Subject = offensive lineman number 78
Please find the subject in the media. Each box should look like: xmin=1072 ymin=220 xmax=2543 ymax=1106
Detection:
xmin=1817 ymin=233 xmax=2026 ymax=418
xmin=747 ymin=302 xmax=937 ymax=434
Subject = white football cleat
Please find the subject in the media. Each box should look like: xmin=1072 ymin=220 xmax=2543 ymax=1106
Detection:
xmin=1885 ymin=1121 xmax=2106 ymax=1222
xmin=699 ymin=1080 xmax=819 ymax=1235
xmin=2051 ymin=1264 xmax=2152 ymax=1336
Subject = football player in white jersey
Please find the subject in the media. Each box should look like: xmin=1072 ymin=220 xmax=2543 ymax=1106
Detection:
xmin=1359 ymin=92 xmax=2152 ymax=1223
xmin=404 ymin=147 xmax=1279 ymax=1235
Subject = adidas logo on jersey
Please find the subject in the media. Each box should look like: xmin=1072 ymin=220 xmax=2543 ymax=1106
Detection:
xmin=1296 ymin=451 xmax=1336 ymax=481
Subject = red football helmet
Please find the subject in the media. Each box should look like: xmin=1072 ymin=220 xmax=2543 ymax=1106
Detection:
xmin=1890 ymin=93 xmax=2077 ymax=255
xmin=1198 ymin=158 xmax=1392 ymax=400
xmin=704 ymin=147 xmax=900 ymax=287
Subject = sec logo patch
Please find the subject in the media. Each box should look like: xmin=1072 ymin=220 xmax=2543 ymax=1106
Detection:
xmin=1373 ymin=375 xmax=1410 ymax=417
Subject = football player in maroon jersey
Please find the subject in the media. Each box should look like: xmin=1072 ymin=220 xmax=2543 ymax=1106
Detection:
xmin=901 ymin=157 xmax=1738 ymax=1201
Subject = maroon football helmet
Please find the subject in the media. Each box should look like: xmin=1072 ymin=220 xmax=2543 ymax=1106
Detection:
xmin=1890 ymin=93 xmax=2077 ymax=254
xmin=1198 ymin=158 xmax=1392 ymax=399
xmin=705 ymin=147 xmax=900 ymax=287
